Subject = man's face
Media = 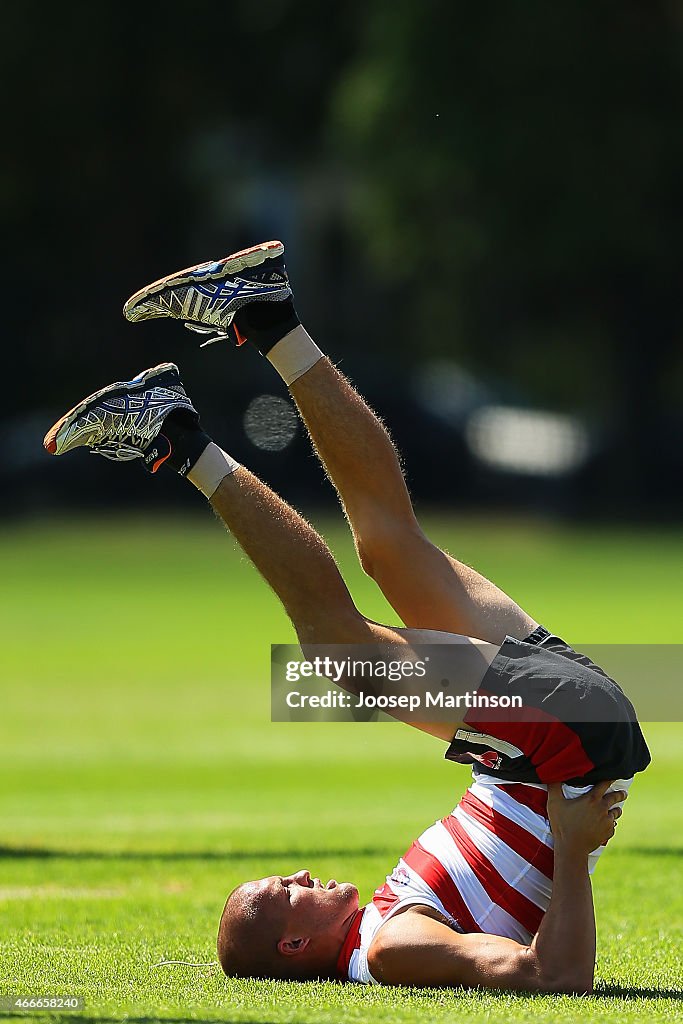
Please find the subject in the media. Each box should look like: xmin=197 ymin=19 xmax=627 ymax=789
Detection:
xmin=243 ymin=869 xmax=359 ymax=944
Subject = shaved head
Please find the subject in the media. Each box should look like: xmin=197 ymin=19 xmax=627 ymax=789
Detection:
xmin=217 ymin=881 xmax=291 ymax=980
xmin=217 ymin=871 xmax=360 ymax=981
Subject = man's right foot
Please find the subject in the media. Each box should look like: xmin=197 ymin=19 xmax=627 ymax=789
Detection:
xmin=123 ymin=240 xmax=292 ymax=348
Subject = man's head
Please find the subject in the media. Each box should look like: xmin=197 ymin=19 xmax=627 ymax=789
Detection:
xmin=217 ymin=869 xmax=359 ymax=980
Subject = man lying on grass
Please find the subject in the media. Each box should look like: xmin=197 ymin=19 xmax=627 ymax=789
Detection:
xmin=44 ymin=240 xmax=650 ymax=993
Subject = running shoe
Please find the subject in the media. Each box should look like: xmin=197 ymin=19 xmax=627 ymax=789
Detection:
xmin=122 ymin=240 xmax=291 ymax=347
xmin=43 ymin=363 xmax=198 ymax=473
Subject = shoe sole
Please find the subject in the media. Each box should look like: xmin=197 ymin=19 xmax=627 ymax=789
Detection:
xmin=43 ymin=362 xmax=178 ymax=455
xmin=122 ymin=240 xmax=285 ymax=320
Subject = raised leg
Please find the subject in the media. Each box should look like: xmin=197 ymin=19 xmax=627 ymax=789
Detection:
xmin=210 ymin=465 xmax=362 ymax=646
xmin=116 ymin=245 xmax=535 ymax=645
xmin=41 ymin=351 xmax=494 ymax=743
xmin=287 ymin=352 xmax=538 ymax=644
xmin=208 ymin=465 xmax=497 ymax=740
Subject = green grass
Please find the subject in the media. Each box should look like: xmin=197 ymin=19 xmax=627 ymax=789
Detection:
xmin=1 ymin=514 xmax=682 ymax=1024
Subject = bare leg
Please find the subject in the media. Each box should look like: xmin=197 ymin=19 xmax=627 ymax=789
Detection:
xmin=208 ymin=465 xmax=496 ymax=739
xmin=287 ymin=354 xmax=538 ymax=644
xmin=210 ymin=466 xmax=362 ymax=646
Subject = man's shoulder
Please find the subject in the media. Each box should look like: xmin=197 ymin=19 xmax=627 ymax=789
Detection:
xmin=366 ymin=904 xmax=468 ymax=985
xmin=367 ymin=903 xmax=458 ymax=957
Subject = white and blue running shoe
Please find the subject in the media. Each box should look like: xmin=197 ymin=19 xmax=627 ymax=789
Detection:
xmin=43 ymin=363 xmax=198 ymax=472
xmin=123 ymin=240 xmax=291 ymax=347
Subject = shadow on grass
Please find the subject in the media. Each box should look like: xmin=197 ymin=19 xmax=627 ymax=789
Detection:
xmin=0 ymin=845 xmax=390 ymax=862
xmin=3 ymin=989 xmax=683 ymax=1024
xmin=0 ymin=1018 xmax=232 ymax=1024
xmin=7 ymin=845 xmax=680 ymax=860
xmin=594 ymin=984 xmax=683 ymax=1000
xmin=610 ymin=846 xmax=683 ymax=857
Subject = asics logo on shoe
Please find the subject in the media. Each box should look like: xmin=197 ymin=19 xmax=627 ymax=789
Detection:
xmin=195 ymin=276 xmax=283 ymax=311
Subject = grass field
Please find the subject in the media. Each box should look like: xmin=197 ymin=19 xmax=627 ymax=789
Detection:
xmin=1 ymin=514 xmax=682 ymax=1024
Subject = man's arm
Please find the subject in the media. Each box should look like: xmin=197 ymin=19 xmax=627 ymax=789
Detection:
xmin=367 ymin=781 xmax=624 ymax=993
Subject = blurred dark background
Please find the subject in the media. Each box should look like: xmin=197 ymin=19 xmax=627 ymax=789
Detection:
xmin=4 ymin=0 xmax=682 ymax=520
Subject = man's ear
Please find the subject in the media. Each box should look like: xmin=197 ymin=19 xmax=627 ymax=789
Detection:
xmin=277 ymin=936 xmax=311 ymax=957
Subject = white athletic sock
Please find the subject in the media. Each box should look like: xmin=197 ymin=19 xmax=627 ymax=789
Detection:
xmin=266 ymin=325 xmax=324 ymax=386
xmin=187 ymin=443 xmax=240 ymax=499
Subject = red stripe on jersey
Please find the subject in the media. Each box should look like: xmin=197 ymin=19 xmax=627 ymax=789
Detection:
xmin=372 ymin=882 xmax=400 ymax=918
xmin=501 ymin=783 xmax=549 ymax=819
xmin=466 ymin=693 xmax=595 ymax=782
xmin=336 ymin=907 xmax=364 ymax=980
xmin=403 ymin=840 xmax=481 ymax=934
xmin=459 ymin=790 xmax=554 ymax=880
xmin=442 ymin=815 xmax=545 ymax=935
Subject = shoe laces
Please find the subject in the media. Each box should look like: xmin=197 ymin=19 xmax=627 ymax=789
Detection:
xmin=90 ymin=441 xmax=145 ymax=462
xmin=184 ymin=320 xmax=233 ymax=348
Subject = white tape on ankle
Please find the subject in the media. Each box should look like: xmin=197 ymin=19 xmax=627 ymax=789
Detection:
xmin=187 ymin=443 xmax=240 ymax=498
xmin=267 ymin=325 xmax=324 ymax=385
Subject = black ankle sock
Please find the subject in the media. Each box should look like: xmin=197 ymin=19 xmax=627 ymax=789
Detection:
xmin=235 ymin=299 xmax=300 ymax=356
xmin=145 ymin=410 xmax=213 ymax=477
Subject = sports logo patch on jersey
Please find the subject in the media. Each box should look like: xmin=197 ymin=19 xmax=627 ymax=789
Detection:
xmin=389 ymin=864 xmax=411 ymax=886
xmin=471 ymin=750 xmax=503 ymax=770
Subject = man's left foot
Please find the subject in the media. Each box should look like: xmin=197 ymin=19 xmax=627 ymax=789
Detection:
xmin=43 ymin=363 xmax=199 ymax=473
xmin=123 ymin=240 xmax=292 ymax=348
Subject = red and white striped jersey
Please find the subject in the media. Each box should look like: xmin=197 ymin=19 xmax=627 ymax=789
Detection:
xmin=336 ymin=772 xmax=631 ymax=985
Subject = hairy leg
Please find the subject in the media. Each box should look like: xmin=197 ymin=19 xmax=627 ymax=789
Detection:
xmin=210 ymin=466 xmax=362 ymax=645
xmin=288 ymin=354 xmax=538 ymax=644
xmin=208 ymin=465 xmax=496 ymax=739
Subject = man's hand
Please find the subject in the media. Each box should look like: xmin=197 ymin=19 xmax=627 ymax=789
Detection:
xmin=548 ymin=780 xmax=626 ymax=855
